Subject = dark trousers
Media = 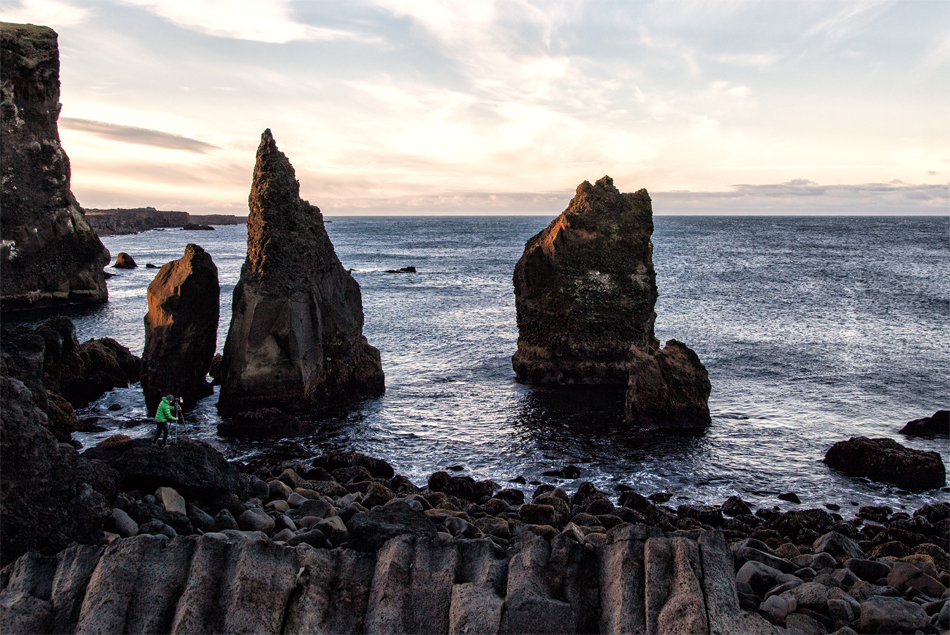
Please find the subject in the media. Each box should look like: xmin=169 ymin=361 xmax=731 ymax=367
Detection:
xmin=153 ymin=421 xmax=168 ymax=445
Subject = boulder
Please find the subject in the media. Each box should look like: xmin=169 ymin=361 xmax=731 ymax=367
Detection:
xmin=900 ymin=410 xmax=949 ymax=437
xmin=216 ymin=407 xmax=317 ymax=439
xmin=858 ymin=596 xmax=929 ymax=633
xmin=625 ymin=339 xmax=711 ymax=430
xmin=217 ymin=129 xmax=384 ymax=415
xmin=113 ymin=253 xmax=136 ymax=269
xmin=81 ymin=438 xmax=247 ymax=502
xmin=141 ymin=243 xmax=219 ymax=414
xmin=823 ymin=436 xmax=946 ymax=491
xmin=512 ymin=176 xmax=658 ymax=384
xmin=812 ymin=531 xmax=864 ymax=561
xmin=0 ymin=23 xmax=109 ymax=311
xmin=345 ymin=500 xmax=439 ymax=552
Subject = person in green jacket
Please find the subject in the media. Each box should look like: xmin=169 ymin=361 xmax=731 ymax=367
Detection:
xmin=153 ymin=394 xmax=177 ymax=446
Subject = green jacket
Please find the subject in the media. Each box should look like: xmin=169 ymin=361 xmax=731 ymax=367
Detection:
xmin=155 ymin=397 xmax=177 ymax=423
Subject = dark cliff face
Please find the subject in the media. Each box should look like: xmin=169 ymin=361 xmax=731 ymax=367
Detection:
xmin=0 ymin=23 xmax=109 ymax=310
xmin=141 ymin=244 xmax=220 ymax=414
xmin=512 ymin=176 xmax=659 ymax=385
xmin=217 ymin=130 xmax=384 ymax=415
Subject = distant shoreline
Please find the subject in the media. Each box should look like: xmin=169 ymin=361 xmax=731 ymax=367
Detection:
xmin=85 ymin=207 xmax=247 ymax=236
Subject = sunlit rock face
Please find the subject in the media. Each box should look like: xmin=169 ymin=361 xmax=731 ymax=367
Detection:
xmin=217 ymin=129 xmax=384 ymax=415
xmin=141 ymin=244 xmax=219 ymax=414
xmin=512 ymin=176 xmax=659 ymax=384
xmin=0 ymin=23 xmax=109 ymax=310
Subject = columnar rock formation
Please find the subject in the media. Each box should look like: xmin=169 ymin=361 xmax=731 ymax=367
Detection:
xmin=0 ymin=529 xmax=776 ymax=634
xmin=141 ymin=244 xmax=219 ymax=413
xmin=512 ymin=176 xmax=658 ymax=384
xmin=625 ymin=340 xmax=712 ymax=430
xmin=0 ymin=23 xmax=109 ymax=311
xmin=217 ymin=129 xmax=384 ymax=415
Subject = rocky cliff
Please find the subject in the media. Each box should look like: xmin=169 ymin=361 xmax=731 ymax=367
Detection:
xmin=217 ymin=129 xmax=384 ymax=415
xmin=512 ymin=176 xmax=658 ymax=384
xmin=85 ymin=207 xmax=246 ymax=236
xmin=141 ymin=244 xmax=219 ymax=413
xmin=0 ymin=23 xmax=109 ymax=311
xmin=0 ymin=528 xmax=775 ymax=634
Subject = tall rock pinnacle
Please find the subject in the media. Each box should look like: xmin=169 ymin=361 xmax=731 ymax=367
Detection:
xmin=512 ymin=176 xmax=659 ymax=384
xmin=0 ymin=23 xmax=109 ymax=310
xmin=217 ymin=130 xmax=384 ymax=415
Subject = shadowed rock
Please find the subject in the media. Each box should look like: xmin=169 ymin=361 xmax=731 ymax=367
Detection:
xmin=512 ymin=176 xmax=658 ymax=384
xmin=0 ymin=23 xmax=109 ymax=311
xmin=217 ymin=129 xmax=384 ymax=415
xmin=824 ymin=436 xmax=946 ymax=491
xmin=141 ymin=244 xmax=219 ymax=413
xmin=625 ymin=339 xmax=711 ymax=430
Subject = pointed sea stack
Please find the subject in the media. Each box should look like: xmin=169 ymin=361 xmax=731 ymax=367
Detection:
xmin=512 ymin=176 xmax=658 ymax=384
xmin=141 ymin=244 xmax=219 ymax=413
xmin=0 ymin=23 xmax=110 ymax=310
xmin=216 ymin=130 xmax=384 ymax=415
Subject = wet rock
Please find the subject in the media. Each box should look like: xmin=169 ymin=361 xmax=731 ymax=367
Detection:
xmin=541 ymin=464 xmax=582 ymax=479
xmin=512 ymin=176 xmax=658 ymax=385
xmin=217 ymin=407 xmax=317 ymax=439
xmin=900 ymin=410 xmax=949 ymax=437
xmin=677 ymin=504 xmax=724 ymax=527
xmin=823 ymin=436 xmax=946 ymax=491
xmin=140 ymin=244 xmax=218 ymax=413
xmin=843 ymin=558 xmax=892 ymax=582
xmin=626 ymin=339 xmax=711 ymax=430
xmin=858 ymin=595 xmax=929 ymax=633
xmin=722 ymin=495 xmax=752 ymax=517
xmin=81 ymin=438 xmax=247 ymax=503
xmin=778 ymin=492 xmax=801 ymax=504
xmin=0 ymin=24 xmax=109 ymax=311
xmin=217 ymin=129 xmax=384 ymax=415
xmin=361 ymin=482 xmax=395 ymax=509
xmin=311 ymin=451 xmax=395 ymax=479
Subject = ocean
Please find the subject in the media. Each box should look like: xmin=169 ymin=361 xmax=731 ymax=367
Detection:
xmin=20 ymin=215 xmax=950 ymax=513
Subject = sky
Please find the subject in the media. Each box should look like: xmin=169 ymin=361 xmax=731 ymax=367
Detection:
xmin=2 ymin=0 xmax=948 ymax=215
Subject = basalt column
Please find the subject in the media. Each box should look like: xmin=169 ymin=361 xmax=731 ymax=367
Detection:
xmin=216 ymin=130 xmax=384 ymax=415
xmin=512 ymin=176 xmax=659 ymax=384
xmin=0 ymin=23 xmax=109 ymax=310
xmin=141 ymin=244 xmax=219 ymax=414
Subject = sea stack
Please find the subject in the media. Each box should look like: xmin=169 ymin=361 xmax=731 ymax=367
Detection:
xmin=141 ymin=244 xmax=219 ymax=413
xmin=512 ymin=176 xmax=658 ymax=384
xmin=0 ymin=23 xmax=110 ymax=310
xmin=216 ymin=130 xmax=384 ymax=415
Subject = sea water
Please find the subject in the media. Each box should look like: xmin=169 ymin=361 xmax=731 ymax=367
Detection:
xmin=21 ymin=216 xmax=950 ymax=512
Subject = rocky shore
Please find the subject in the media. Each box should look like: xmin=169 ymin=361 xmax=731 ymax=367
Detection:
xmin=1 ymin=438 xmax=948 ymax=634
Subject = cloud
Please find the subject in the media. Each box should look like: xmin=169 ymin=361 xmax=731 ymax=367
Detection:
xmin=116 ymin=0 xmax=376 ymax=44
xmin=60 ymin=118 xmax=219 ymax=153
xmin=0 ymin=0 xmax=89 ymax=26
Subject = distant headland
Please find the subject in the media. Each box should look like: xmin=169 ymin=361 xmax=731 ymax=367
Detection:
xmin=85 ymin=207 xmax=247 ymax=236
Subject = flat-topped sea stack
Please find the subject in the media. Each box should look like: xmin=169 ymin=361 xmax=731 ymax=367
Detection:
xmin=216 ymin=130 xmax=384 ymax=415
xmin=141 ymin=244 xmax=219 ymax=413
xmin=513 ymin=176 xmax=658 ymax=384
xmin=0 ymin=23 xmax=109 ymax=311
